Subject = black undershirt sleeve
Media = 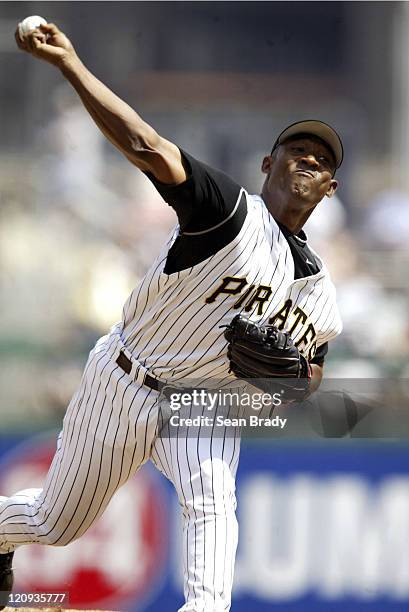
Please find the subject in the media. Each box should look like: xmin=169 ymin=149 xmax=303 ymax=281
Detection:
xmin=310 ymin=342 xmax=328 ymax=365
xmin=144 ymin=149 xmax=243 ymax=232
xmin=144 ymin=149 xmax=247 ymax=273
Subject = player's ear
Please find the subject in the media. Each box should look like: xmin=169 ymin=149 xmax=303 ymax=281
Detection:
xmin=261 ymin=155 xmax=273 ymax=174
xmin=325 ymin=179 xmax=338 ymax=198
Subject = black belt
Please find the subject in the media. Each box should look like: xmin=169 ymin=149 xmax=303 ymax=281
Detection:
xmin=116 ymin=350 xmax=165 ymax=392
xmin=116 ymin=350 xmax=208 ymax=400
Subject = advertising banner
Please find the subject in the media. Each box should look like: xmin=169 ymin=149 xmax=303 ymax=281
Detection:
xmin=0 ymin=434 xmax=407 ymax=611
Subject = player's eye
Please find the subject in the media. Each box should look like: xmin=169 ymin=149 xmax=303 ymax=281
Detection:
xmin=292 ymin=146 xmax=305 ymax=154
xmin=318 ymin=155 xmax=332 ymax=168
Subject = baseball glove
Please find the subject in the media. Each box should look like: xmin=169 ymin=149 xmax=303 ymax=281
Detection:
xmin=224 ymin=314 xmax=312 ymax=401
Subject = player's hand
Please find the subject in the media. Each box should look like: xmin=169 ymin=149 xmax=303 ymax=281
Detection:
xmin=15 ymin=23 xmax=76 ymax=68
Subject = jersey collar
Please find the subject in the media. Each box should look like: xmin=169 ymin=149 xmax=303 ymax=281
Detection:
xmin=275 ymin=219 xmax=308 ymax=244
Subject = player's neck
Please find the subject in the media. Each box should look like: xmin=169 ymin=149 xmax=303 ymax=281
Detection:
xmin=261 ymin=191 xmax=315 ymax=235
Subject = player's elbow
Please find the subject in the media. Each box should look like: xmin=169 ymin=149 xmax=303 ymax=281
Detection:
xmin=127 ymin=123 xmax=161 ymax=158
xmin=125 ymin=126 xmax=170 ymax=174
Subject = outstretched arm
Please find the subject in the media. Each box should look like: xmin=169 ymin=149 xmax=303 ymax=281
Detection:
xmin=15 ymin=22 xmax=186 ymax=185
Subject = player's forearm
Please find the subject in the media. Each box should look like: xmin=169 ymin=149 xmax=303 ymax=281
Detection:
xmin=16 ymin=23 xmax=186 ymax=183
xmin=59 ymin=55 xmax=159 ymax=166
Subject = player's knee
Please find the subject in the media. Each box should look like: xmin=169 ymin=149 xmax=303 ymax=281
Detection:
xmin=39 ymin=531 xmax=79 ymax=547
xmin=199 ymin=458 xmax=236 ymax=495
xmin=35 ymin=513 xmax=83 ymax=547
xmin=185 ymin=494 xmax=236 ymax=519
xmin=183 ymin=459 xmax=237 ymax=516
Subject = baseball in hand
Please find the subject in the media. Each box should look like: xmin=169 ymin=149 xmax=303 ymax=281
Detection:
xmin=18 ymin=15 xmax=47 ymax=36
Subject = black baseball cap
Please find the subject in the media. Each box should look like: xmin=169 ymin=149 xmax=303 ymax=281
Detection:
xmin=271 ymin=120 xmax=344 ymax=169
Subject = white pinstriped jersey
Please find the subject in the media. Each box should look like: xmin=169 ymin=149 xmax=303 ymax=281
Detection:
xmin=0 ymin=146 xmax=341 ymax=612
xmin=120 ymin=189 xmax=342 ymax=384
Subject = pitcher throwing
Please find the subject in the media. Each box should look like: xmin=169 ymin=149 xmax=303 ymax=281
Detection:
xmin=0 ymin=21 xmax=343 ymax=611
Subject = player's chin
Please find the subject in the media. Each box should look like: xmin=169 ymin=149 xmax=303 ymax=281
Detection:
xmin=291 ymin=180 xmax=314 ymax=201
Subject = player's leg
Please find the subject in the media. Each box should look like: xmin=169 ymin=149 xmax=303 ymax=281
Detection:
xmin=151 ymin=398 xmax=242 ymax=612
xmin=0 ymin=335 xmax=160 ymax=552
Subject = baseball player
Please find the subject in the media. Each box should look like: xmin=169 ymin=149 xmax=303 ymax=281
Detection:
xmin=0 ymin=23 xmax=343 ymax=611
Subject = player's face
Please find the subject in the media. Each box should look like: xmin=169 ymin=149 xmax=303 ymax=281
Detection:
xmin=262 ymin=136 xmax=338 ymax=206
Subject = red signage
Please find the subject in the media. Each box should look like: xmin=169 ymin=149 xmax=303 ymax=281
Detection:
xmin=0 ymin=435 xmax=168 ymax=610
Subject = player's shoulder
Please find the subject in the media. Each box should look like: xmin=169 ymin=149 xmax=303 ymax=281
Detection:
xmin=244 ymin=193 xmax=269 ymax=218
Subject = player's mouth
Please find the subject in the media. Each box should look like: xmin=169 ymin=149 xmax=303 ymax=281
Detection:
xmin=294 ymin=170 xmax=315 ymax=178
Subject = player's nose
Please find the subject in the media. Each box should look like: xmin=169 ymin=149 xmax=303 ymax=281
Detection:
xmin=300 ymin=154 xmax=319 ymax=168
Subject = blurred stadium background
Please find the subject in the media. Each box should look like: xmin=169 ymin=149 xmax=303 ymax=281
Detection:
xmin=1 ymin=1 xmax=409 ymax=610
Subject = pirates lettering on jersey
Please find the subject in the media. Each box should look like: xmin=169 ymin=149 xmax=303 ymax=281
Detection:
xmin=297 ymin=323 xmax=317 ymax=360
xmin=206 ymin=280 xmax=320 ymax=360
xmin=205 ymin=276 xmax=272 ymax=316
xmin=269 ymin=300 xmax=317 ymax=359
xmin=268 ymin=298 xmax=292 ymax=329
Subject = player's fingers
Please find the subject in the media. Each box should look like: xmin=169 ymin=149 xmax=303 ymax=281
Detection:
xmin=25 ymin=32 xmax=42 ymax=53
xmin=33 ymin=31 xmax=46 ymax=43
xmin=32 ymin=35 xmax=41 ymax=49
xmin=30 ymin=32 xmax=47 ymax=53
xmin=14 ymin=27 xmax=27 ymax=50
xmin=40 ymin=22 xmax=60 ymax=35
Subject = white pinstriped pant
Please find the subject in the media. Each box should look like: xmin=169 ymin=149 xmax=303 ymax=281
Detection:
xmin=0 ymin=326 xmax=241 ymax=612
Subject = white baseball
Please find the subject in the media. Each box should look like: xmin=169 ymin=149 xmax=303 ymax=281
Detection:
xmin=18 ymin=15 xmax=47 ymax=36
